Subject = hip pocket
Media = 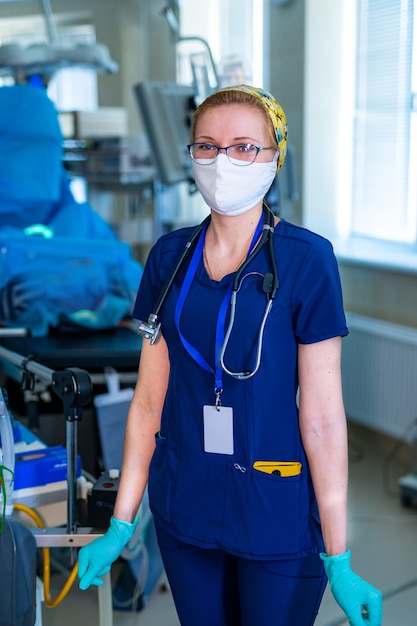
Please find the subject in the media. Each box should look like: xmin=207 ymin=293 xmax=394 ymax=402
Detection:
xmin=148 ymin=433 xmax=178 ymax=522
xmin=222 ymin=461 xmax=311 ymax=556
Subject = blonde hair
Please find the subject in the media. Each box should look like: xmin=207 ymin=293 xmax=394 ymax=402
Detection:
xmin=191 ymin=85 xmax=288 ymax=171
xmin=191 ymin=90 xmax=278 ymax=150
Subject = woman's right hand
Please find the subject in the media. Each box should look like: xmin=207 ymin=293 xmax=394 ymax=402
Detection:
xmin=320 ymin=550 xmax=382 ymax=625
xmin=78 ymin=516 xmax=139 ymax=590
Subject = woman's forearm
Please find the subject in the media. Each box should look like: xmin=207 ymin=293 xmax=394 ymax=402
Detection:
xmin=300 ymin=414 xmax=348 ymax=555
xmin=298 ymin=337 xmax=349 ymax=556
xmin=113 ymin=336 xmax=169 ymax=523
xmin=113 ymin=396 xmax=160 ymax=522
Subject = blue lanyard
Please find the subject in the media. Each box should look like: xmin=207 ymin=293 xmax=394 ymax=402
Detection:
xmin=174 ymin=214 xmax=264 ymax=401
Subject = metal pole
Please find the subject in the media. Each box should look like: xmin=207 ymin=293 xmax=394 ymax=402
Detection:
xmin=0 ymin=345 xmax=53 ymax=384
xmin=0 ymin=328 xmax=28 ymax=337
xmin=0 ymin=346 xmax=92 ymax=543
xmin=38 ymin=0 xmax=60 ymax=45
xmin=66 ymin=419 xmax=78 ymax=535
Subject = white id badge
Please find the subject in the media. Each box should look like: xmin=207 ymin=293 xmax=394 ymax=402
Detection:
xmin=203 ymin=405 xmax=234 ymax=455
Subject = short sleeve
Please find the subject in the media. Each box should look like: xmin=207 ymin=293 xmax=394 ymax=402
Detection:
xmin=132 ymin=226 xmax=196 ymax=322
xmin=291 ymin=238 xmax=348 ymax=344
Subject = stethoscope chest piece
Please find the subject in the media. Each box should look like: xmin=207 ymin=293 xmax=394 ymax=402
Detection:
xmin=137 ymin=205 xmax=279 ymax=381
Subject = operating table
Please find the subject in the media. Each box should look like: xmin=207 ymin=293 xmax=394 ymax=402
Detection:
xmin=0 ymin=325 xmax=141 ymax=428
xmin=0 ymin=325 xmax=141 ymax=374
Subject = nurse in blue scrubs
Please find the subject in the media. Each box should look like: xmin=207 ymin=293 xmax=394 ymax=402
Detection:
xmin=78 ymin=85 xmax=382 ymax=626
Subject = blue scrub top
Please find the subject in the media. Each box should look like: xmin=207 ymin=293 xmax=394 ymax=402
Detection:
xmin=133 ymin=218 xmax=348 ymax=560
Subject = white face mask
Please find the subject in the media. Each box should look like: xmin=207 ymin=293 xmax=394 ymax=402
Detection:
xmin=191 ymin=154 xmax=277 ymax=216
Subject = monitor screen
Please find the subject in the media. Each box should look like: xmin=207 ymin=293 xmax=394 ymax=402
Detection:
xmin=134 ymin=81 xmax=197 ymax=186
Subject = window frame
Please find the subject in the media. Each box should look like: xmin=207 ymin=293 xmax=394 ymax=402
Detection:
xmin=350 ymin=0 xmax=416 ymax=244
xmin=304 ymin=0 xmax=417 ymax=274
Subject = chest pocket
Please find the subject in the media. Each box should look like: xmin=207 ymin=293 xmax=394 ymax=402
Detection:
xmin=222 ymin=460 xmax=316 ymax=556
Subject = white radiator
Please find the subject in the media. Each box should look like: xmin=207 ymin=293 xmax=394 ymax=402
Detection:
xmin=342 ymin=313 xmax=417 ymax=440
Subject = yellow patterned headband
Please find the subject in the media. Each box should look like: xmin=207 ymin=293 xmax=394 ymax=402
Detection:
xmin=214 ymin=84 xmax=288 ymax=172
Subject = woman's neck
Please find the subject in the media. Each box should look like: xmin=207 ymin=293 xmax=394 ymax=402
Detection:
xmin=203 ymin=205 xmax=264 ymax=281
xmin=207 ymin=205 xmax=263 ymax=247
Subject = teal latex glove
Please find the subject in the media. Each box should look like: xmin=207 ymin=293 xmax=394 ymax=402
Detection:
xmin=320 ymin=550 xmax=382 ymax=626
xmin=78 ymin=516 xmax=139 ymax=590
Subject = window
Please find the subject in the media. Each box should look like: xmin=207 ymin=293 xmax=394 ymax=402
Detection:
xmin=351 ymin=0 xmax=416 ymax=243
xmin=304 ymin=0 xmax=417 ymax=260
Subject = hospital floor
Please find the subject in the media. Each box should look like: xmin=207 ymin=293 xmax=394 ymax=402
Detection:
xmin=39 ymin=421 xmax=417 ymax=626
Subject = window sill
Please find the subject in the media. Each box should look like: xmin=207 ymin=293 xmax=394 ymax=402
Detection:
xmin=329 ymin=235 xmax=417 ymax=276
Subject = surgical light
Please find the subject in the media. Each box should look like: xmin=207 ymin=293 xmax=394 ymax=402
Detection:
xmin=0 ymin=0 xmax=118 ymax=78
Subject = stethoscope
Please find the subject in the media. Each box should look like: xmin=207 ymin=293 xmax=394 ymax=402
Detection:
xmin=137 ymin=204 xmax=280 ymax=380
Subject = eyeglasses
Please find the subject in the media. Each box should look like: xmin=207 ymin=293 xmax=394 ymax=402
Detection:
xmin=187 ymin=143 xmax=276 ymax=166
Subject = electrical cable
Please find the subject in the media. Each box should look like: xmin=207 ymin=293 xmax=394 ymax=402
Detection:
xmin=13 ymin=502 xmax=78 ymax=608
xmin=346 ymin=435 xmax=364 ymax=463
xmin=113 ymin=543 xmax=150 ymax=611
xmin=0 ymin=464 xmax=14 ymax=533
xmin=382 ymin=416 xmax=417 ymax=498
xmin=113 ymin=514 xmax=151 ymax=611
xmin=322 ymin=421 xmax=417 ymax=625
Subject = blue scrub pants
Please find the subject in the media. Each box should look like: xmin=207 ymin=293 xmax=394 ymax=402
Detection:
xmin=155 ymin=522 xmax=328 ymax=626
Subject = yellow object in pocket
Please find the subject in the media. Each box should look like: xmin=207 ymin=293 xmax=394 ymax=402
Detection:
xmin=253 ymin=461 xmax=302 ymax=477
